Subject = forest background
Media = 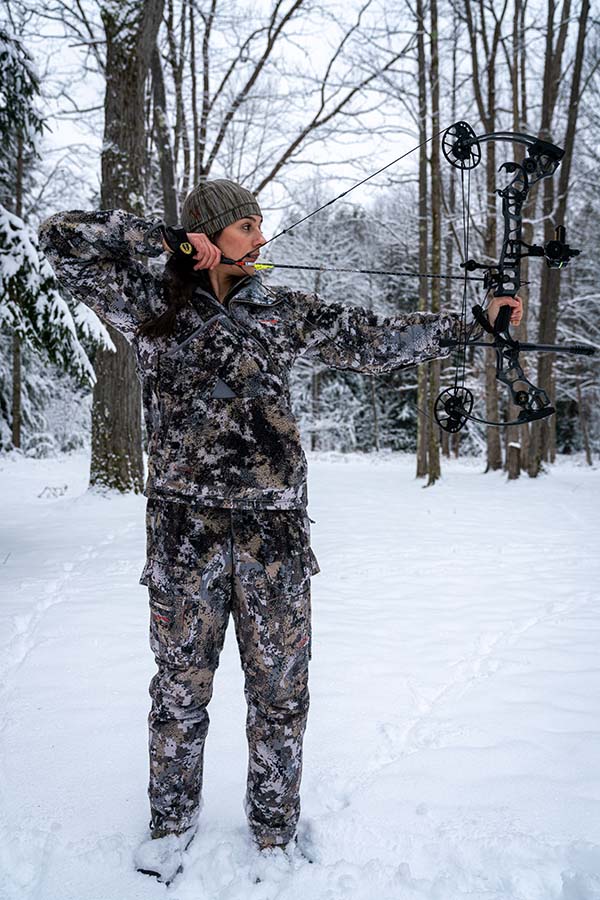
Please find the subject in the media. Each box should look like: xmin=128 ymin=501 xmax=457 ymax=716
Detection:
xmin=0 ymin=0 xmax=598 ymax=490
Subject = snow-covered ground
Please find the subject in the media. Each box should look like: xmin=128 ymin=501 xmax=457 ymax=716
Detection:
xmin=1 ymin=450 xmax=599 ymax=900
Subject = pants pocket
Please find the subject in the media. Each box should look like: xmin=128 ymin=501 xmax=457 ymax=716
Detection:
xmin=148 ymin=589 xmax=202 ymax=668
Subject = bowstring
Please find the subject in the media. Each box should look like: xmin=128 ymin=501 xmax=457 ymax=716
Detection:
xmin=237 ymin=127 xmax=451 ymax=262
xmin=449 ymin=159 xmax=481 ymax=428
xmin=461 ymin=166 xmax=473 ymax=393
xmin=453 ymin=165 xmax=470 ymax=396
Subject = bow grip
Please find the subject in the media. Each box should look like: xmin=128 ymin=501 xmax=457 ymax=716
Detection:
xmin=472 ymin=302 xmax=512 ymax=335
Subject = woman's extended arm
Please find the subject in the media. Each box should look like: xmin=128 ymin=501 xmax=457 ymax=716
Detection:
xmin=38 ymin=209 xmax=165 ymax=340
xmin=292 ymin=292 xmax=464 ymax=374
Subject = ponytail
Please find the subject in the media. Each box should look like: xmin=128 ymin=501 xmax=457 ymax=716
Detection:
xmin=137 ymin=255 xmax=193 ymax=339
xmin=137 ymin=230 xmax=222 ymax=339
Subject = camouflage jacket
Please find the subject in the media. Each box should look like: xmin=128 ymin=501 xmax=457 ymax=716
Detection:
xmin=39 ymin=209 xmax=462 ymax=510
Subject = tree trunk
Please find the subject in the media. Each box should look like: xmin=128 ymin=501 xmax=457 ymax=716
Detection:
xmin=482 ymin=51 xmax=501 ymax=470
xmin=369 ymin=378 xmax=380 ymax=452
xmin=311 ymin=268 xmax=322 ymax=451
xmin=576 ymin=369 xmax=592 ymax=466
xmin=415 ymin=0 xmax=428 ymax=479
xmin=166 ymin=0 xmax=191 ymax=198
xmin=92 ymin=0 xmax=164 ymax=494
xmin=442 ymin=13 xmax=458 ymax=463
xmin=426 ymin=0 xmax=441 ymax=486
xmin=506 ymin=0 xmax=528 ymax=480
xmin=310 ymin=369 xmax=320 ymax=451
xmin=189 ymin=0 xmax=199 ymax=184
xmin=198 ymin=0 xmax=216 ymax=176
xmin=11 ymin=132 xmax=24 ymax=448
xmin=11 ymin=331 xmax=21 ymax=449
xmin=463 ymin=0 xmax=507 ymax=471
xmin=506 ymin=441 xmax=520 ymax=479
xmin=535 ymin=0 xmax=589 ymax=466
xmin=527 ymin=0 xmax=578 ymax=474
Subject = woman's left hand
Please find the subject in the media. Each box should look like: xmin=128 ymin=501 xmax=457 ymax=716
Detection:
xmin=487 ymin=295 xmax=523 ymax=328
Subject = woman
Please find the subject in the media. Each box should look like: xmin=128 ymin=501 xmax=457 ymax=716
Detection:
xmin=39 ymin=179 xmax=521 ymax=882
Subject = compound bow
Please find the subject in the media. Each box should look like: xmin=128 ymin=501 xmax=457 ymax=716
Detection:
xmin=433 ymin=121 xmax=593 ymax=433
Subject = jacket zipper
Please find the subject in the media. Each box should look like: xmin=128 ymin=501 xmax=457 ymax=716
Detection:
xmin=163 ymin=312 xmax=226 ymax=358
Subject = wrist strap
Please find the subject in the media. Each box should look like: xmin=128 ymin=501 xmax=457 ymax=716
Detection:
xmin=161 ymin=225 xmax=197 ymax=268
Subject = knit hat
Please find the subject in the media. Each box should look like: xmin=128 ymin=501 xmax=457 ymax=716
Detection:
xmin=181 ymin=179 xmax=262 ymax=234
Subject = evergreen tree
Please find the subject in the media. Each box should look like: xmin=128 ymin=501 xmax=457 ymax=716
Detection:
xmin=0 ymin=28 xmax=108 ymax=450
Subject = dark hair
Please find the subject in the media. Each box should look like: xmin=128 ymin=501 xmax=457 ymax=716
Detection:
xmin=137 ymin=231 xmax=221 ymax=339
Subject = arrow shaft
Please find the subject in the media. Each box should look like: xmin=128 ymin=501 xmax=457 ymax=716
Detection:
xmin=222 ymin=259 xmax=485 ymax=282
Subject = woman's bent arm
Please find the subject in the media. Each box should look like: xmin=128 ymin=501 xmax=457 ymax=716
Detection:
xmin=38 ymin=209 xmax=165 ymax=340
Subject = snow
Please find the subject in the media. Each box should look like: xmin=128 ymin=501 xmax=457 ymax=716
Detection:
xmin=0 ymin=205 xmax=97 ymax=383
xmin=1 ymin=450 xmax=599 ymax=900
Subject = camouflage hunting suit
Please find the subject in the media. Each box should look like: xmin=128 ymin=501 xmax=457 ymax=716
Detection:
xmin=142 ymin=499 xmax=318 ymax=844
xmin=39 ymin=209 xmax=462 ymax=845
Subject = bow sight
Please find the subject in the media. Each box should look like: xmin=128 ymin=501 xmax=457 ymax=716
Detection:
xmin=462 ymin=224 xmax=580 ymax=286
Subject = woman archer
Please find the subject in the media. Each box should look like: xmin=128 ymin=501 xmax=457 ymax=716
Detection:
xmin=39 ymin=179 xmax=521 ymax=883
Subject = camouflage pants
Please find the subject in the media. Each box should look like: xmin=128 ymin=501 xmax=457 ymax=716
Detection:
xmin=140 ymin=499 xmax=319 ymax=847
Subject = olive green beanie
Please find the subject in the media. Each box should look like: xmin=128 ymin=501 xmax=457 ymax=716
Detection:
xmin=181 ymin=179 xmax=262 ymax=234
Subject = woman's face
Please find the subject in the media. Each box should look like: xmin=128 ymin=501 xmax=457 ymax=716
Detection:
xmin=216 ymin=215 xmax=265 ymax=275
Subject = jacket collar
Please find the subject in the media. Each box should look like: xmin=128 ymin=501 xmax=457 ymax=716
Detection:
xmin=192 ymin=272 xmax=280 ymax=309
xmin=229 ymin=275 xmax=280 ymax=307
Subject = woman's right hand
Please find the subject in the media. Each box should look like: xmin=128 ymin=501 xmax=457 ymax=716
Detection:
xmin=162 ymin=232 xmax=222 ymax=270
xmin=188 ymin=233 xmax=222 ymax=270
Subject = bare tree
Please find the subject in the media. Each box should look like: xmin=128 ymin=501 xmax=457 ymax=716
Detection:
xmin=151 ymin=43 xmax=178 ymax=222
xmin=415 ymin=0 xmax=429 ymax=479
xmin=529 ymin=0 xmax=591 ymax=473
xmin=426 ymin=0 xmax=442 ymax=486
xmin=461 ymin=0 xmax=511 ymax=472
xmin=157 ymin=0 xmax=417 ymax=201
xmin=505 ymin=0 xmax=533 ymax=480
